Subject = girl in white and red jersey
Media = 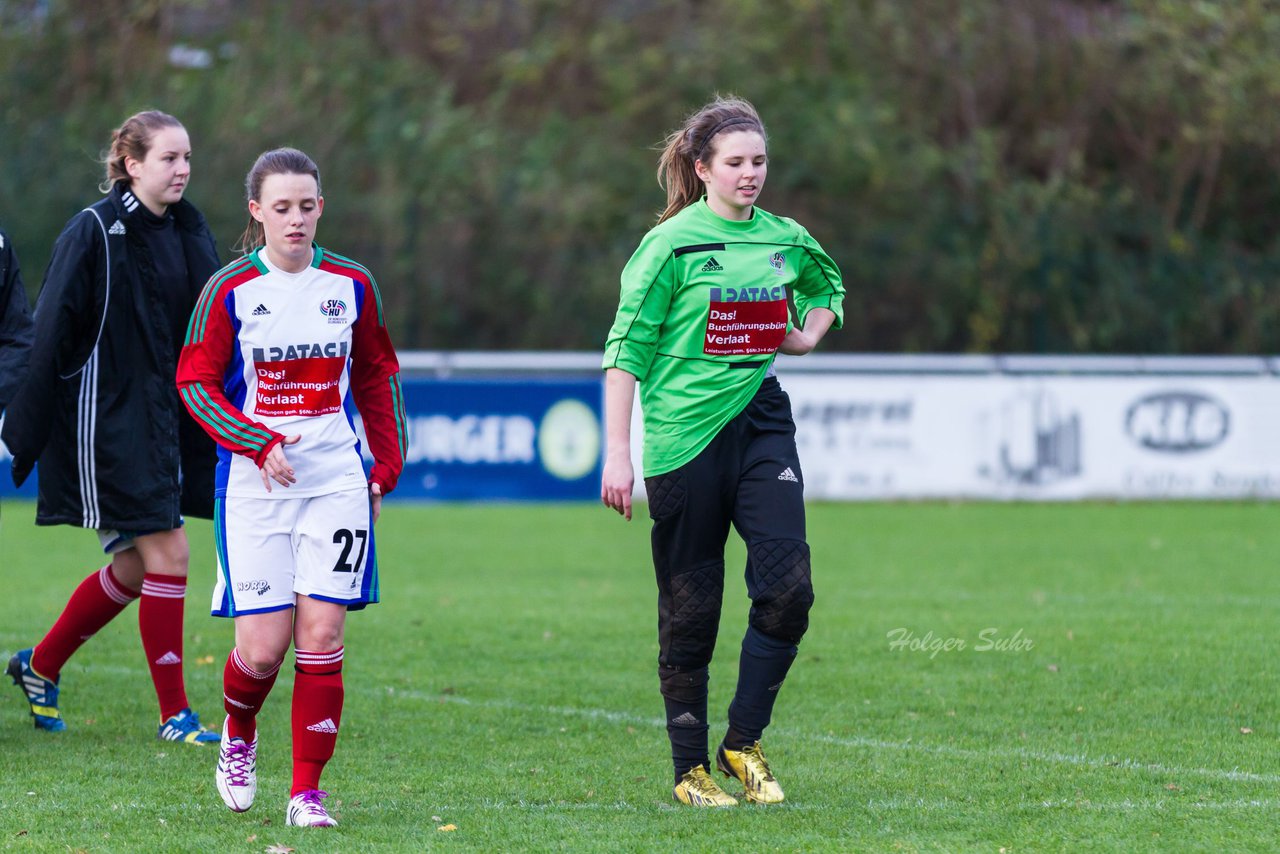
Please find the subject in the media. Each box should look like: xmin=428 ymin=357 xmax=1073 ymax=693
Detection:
xmin=177 ymin=147 xmax=407 ymax=828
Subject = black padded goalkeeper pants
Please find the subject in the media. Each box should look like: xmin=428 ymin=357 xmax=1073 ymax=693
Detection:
xmin=645 ymin=377 xmax=813 ymax=776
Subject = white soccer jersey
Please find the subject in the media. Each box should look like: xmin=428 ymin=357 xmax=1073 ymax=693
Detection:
xmin=178 ymin=246 xmax=407 ymax=499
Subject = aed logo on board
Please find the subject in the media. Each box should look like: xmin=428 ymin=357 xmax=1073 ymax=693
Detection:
xmin=1125 ymin=392 xmax=1230 ymax=453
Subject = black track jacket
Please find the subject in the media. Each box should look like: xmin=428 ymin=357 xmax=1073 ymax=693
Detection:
xmin=2 ymin=185 xmax=220 ymax=529
xmin=0 ymin=228 xmax=33 ymax=413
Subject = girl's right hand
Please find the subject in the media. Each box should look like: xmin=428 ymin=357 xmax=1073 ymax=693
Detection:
xmin=601 ymin=452 xmax=634 ymax=521
xmin=260 ymin=434 xmax=301 ymax=492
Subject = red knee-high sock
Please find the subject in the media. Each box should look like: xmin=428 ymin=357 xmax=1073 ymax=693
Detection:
xmin=32 ymin=564 xmax=139 ymax=680
xmin=291 ymin=647 xmax=344 ymax=796
xmin=138 ymin=573 xmax=190 ymax=720
xmin=223 ymin=648 xmax=281 ymax=742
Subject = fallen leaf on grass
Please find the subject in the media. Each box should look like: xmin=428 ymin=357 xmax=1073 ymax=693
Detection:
xmin=197 ymin=655 xmax=215 ymax=665
xmin=1165 ymin=784 xmax=1180 ymax=791
xmin=1046 ymin=664 xmax=1059 ymax=673
xmin=438 ymin=824 xmax=458 ymax=832
xmin=266 ymin=845 xmax=295 ymax=854
xmin=246 ymin=835 xmax=257 ymax=843
xmin=1240 ymin=727 xmax=1254 ymax=735
xmin=431 ymin=816 xmax=442 ymax=822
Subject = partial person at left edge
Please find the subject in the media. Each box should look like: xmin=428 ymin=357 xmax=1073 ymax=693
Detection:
xmin=1 ymin=110 xmax=222 ymax=743
xmin=0 ymin=226 xmax=33 ymax=418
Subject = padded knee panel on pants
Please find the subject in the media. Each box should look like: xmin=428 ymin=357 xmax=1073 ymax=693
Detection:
xmin=647 ymin=471 xmax=687 ymax=520
xmin=660 ymin=560 xmax=724 ymax=668
xmin=747 ymin=539 xmax=813 ymax=643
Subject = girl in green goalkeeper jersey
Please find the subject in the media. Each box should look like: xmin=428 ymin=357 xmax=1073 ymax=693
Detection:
xmin=601 ymin=96 xmax=844 ymax=807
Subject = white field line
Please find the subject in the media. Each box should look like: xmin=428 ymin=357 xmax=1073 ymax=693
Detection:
xmin=391 ymin=689 xmax=1280 ymax=786
xmin=395 ymin=798 xmax=1280 ymax=813
xmin=12 ymin=656 xmax=1278 ymax=791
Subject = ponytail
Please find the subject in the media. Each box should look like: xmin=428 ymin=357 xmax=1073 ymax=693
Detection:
xmin=99 ymin=110 xmax=184 ymax=193
xmin=234 ymin=147 xmax=321 ymax=254
xmin=655 ymin=96 xmax=766 ymax=223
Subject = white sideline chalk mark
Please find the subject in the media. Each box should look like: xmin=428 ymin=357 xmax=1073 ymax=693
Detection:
xmin=17 ymin=655 xmax=1275 ymax=790
xmin=860 ymin=797 xmax=1280 ymax=812
xmin=363 ymin=797 xmax=1280 ymax=814
xmin=390 ymin=689 xmax=1280 ymax=786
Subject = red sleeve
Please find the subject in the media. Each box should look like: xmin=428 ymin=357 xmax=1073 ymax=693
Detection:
xmin=176 ymin=273 xmax=284 ymax=467
xmin=349 ymin=275 xmax=407 ymax=493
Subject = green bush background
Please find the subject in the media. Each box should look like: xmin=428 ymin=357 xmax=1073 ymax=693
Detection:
xmin=3 ymin=0 xmax=1279 ymax=353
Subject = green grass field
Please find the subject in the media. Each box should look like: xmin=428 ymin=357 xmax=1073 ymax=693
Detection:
xmin=0 ymin=500 xmax=1278 ymax=852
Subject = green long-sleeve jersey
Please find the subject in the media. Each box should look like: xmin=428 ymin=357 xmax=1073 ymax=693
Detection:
xmin=603 ymin=199 xmax=845 ymax=477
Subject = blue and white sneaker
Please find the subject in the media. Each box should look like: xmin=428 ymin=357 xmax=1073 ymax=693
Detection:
xmin=158 ymin=707 xmax=219 ymax=744
xmin=7 ymin=648 xmax=66 ymax=732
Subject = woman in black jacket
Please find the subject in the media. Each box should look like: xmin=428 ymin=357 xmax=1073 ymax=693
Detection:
xmin=2 ymin=111 xmax=221 ymax=742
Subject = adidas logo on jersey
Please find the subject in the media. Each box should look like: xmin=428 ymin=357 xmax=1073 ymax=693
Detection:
xmin=778 ymin=467 xmax=799 ymax=483
xmin=700 ymin=257 xmax=724 ymax=272
xmin=306 ymin=718 xmax=339 ymax=734
xmin=108 ymin=220 xmax=127 ymax=235
xmin=154 ymin=651 xmax=182 ymax=665
xmin=252 ymin=304 xmax=271 ymax=316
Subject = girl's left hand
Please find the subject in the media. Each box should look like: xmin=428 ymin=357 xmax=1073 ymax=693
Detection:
xmin=370 ymin=481 xmax=383 ymax=523
xmin=778 ymin=308 xmax=837 ymax=356
xmin=778 ymin=328 xmax=814 ymax=355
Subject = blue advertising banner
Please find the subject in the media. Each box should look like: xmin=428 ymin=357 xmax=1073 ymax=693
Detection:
xmin=0 ymin=377 xmax=604 ymax=502
xmin=384 ymin=377 xmax=603 ymax=500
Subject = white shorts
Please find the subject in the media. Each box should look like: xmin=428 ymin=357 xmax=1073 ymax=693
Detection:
xmin=212 ymin=488 xmax=378 ymax=617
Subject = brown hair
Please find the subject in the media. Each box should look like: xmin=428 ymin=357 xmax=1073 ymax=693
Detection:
xmin=100 ymin=110 xmax=185 ymax=192
xmin=234 ymin=147 xmax=322 ymax=254
xmin=655 ymin=96 xmax=766 ymax=223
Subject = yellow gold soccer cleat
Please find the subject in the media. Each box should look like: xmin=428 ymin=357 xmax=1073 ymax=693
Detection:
xmin=716 ymin=741 xmax=784 ymax=804
xmin=673 ymin=765 xmax=738 ymax=807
